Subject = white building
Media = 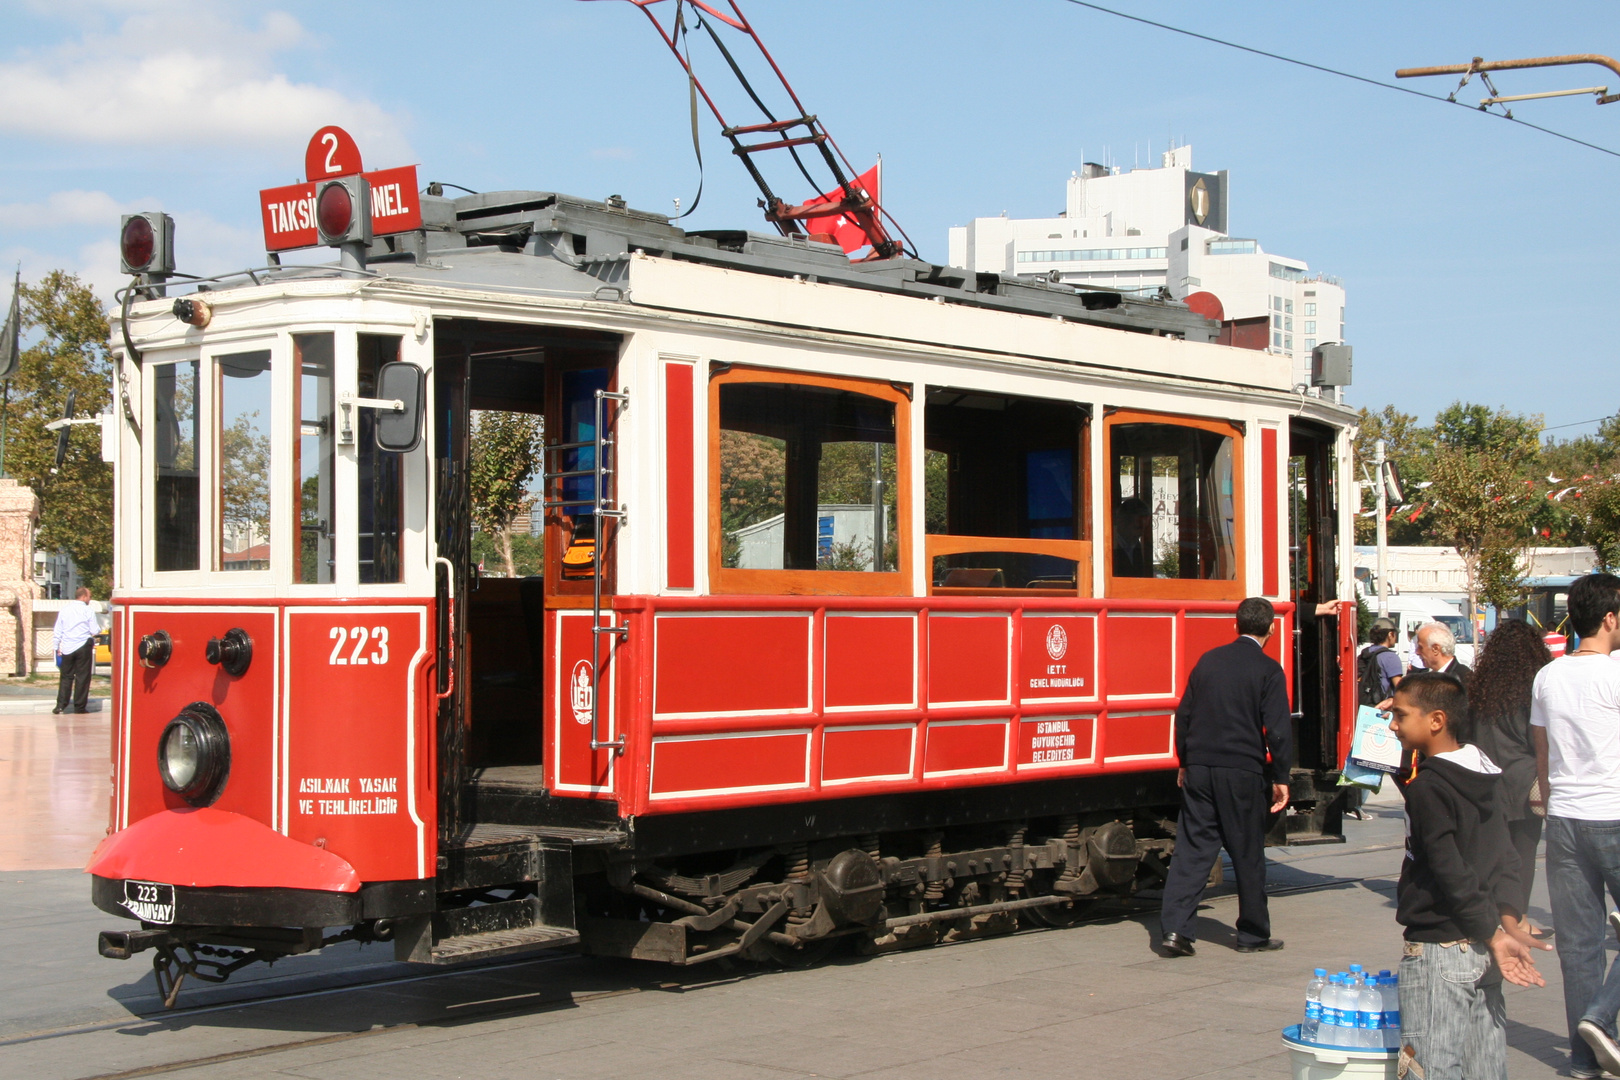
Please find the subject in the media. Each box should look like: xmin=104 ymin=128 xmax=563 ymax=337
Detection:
xmin=947 ymin=145 xmax=1347 ymax=389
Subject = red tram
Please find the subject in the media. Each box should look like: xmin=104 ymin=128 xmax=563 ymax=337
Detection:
xmin=89 ymin=174 xmax=1358 ymax=998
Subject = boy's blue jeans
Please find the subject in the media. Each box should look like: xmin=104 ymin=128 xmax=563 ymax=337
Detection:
xmin=1545 ymin=814 xmax=1620 ymax=1075
xmin=1398 ymin=940 xmax=1507 ymax=1080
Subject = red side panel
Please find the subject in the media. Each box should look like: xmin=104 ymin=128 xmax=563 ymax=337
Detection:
xmin=123 ymin=609 xmax=279 ymax=828
xmin=928 ymin=614 xmax=1010 ymax=705
xmin=654 ymin=614 xmax=811 ymax=717
xmin=1262 ymin=426 xmax=1279 ymax=597
xmin=1018 ymin=715 xmax=1095 ymax=767
xmin=664 ymin=361 xmax=695 ymax=590
xmin=1103 ymin=711 xmax=1176 ymax=762
xmin=822 ymin=725 xmax=914 ymax=784
xmin=1181 ymin=615 xmax=1232 ymax=676
xmin=551 ymin=611 xmax=618 ymax=794
xmin=825 ymin=614 xmax=914 ymax=710
xmin=923 ymin=719 xmax=1008 ymax=776
xmin=284 ymin=607 xmax=430 ymax=881
xmin=650 ymin=731 xmax=810 ymax=798
xmin=1018 ymin=614 xmax=1097 ymax=702
xmin=1104 ymin=613 xmax=1176 ymax=698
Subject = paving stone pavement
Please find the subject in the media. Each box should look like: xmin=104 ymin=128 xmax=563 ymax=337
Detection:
xmin=0 ymin=784 xmax=1601 ymax=1080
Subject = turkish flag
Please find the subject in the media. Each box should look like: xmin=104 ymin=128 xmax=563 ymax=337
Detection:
xmin=801 ymin=165 xmax=880 ymax=254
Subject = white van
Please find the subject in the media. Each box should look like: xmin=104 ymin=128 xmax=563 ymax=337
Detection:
xmin=1378 ymin=596 xmax=1478 ymax=670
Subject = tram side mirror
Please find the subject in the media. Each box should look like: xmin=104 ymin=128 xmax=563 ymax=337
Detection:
xmin=374 ymin=362 xmax=425 ymax=453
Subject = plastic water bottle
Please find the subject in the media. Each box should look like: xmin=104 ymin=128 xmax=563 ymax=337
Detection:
xmin=1358 ymin=975 xmax=1383 ymax=1049
xmin=1302 ymin=968 xmax=1326 ymax=1042
xmin=1323 ymin=974 xmax=1348 ymax=1045
xmin=1380 ymin=970 xmax=1401 ymax=1049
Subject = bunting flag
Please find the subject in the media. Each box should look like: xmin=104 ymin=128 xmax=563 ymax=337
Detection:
xmin=1407 ymin=503 xmax=1427 ymax=523
xmin=0 ymin=270 xmax=18 ymax=381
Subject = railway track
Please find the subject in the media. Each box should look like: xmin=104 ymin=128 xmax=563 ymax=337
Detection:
xmin=11 ymin=861 xmax=1395 ymax=1080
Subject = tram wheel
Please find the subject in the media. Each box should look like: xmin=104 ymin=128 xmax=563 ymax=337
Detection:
xmin=757 ymin=936 xmax=842 ymax=968
xmin=1022 ymin=896 xmax=1088 ymax=929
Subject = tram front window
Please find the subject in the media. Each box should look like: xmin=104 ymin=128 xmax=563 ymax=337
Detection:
xmin=294 ymin=334 xmax=334 ymax=583
xmin=153 ymin=360 xmax=200 ymax=572
xmin=358 ymin=334 xmax=403 ymax=584
xmin=216 ymin=350 xmax=272 ymax=572
xmin=1110 ymin=422 xmax=1236 ymax=581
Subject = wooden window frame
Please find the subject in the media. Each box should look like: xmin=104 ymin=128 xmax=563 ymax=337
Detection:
xmin=1103 ymin=407 xmax=1246 ymax=601
xmin=709 ymin=365 xmax=912 ymax=597
xmin=926 ymin=534 xmax=1093 ymax=597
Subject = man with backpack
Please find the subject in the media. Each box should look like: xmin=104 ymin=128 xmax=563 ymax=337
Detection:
xmin=1361 ymin=617 xmax=1405 ymax=706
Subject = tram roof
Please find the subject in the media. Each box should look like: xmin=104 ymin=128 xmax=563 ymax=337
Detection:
xmin=130 ymin=188 xmax=1355 ymax=409
xmin=176 ymin=188 xmax=1219 ymax=340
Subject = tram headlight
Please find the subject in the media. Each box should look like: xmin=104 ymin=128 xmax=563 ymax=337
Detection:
xmin=158 ymin=702 xmax=230 ymax=805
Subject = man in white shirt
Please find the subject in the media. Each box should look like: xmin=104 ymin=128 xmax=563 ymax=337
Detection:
xmin=51 ymin=586 xmax=97 ymax=715
xmin=1532 ymin=573 xmax=1620 ymax=1079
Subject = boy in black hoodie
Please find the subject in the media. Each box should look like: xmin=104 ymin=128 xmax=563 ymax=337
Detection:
xmin=1391 ymin=671 xmax=1548 ymax=1080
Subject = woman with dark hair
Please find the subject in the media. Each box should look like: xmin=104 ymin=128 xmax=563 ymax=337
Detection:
xmin=1471 ymin=618 xmax=1556 ymax=932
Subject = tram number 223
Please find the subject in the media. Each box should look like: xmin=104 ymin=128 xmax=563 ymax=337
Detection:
xmin=328 ymin=626 xmax=390 ymax=666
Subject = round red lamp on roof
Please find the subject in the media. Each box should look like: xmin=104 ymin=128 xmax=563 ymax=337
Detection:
xmin=121 ymin=216 xmax=155 ymax=271
xmin=317 ymin=183 xmax=354 ymax=240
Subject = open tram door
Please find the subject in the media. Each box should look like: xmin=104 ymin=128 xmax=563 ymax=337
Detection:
xmin=431 ymin=320 xmax=625 ymax=838
xmin=1276 ymin=418 xmax=1349 ymax=844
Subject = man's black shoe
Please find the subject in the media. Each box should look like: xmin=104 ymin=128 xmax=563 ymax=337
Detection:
xmin=1160 ymin=933 xmax=1196 ymax=957
xmin=50 ymin=706 xmax=64 ymax=714
xmin=1235 ymin=938 xmax=1286 ymax=953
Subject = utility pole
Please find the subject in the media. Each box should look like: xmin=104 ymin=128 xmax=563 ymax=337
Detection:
xmin=1374 ymin=439 xmax=1390 ymax=618
xmin=1396 ymin=54 xmax=1620 ymax=110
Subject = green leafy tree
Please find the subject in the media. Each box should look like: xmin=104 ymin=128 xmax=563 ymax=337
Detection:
xmin=9 ymin=273 xmax=112 ymax=594
xmin=468 ymin=410 xmax=544 ymax=577
xmin=1353 ymin=405 xmax=1431 ymax=544
xmin=1424 ymin=448 xmax=1536 ymax=617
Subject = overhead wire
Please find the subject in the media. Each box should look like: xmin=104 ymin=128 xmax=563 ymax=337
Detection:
xmin=1056 ymin=0 xmax=1620 ymax=160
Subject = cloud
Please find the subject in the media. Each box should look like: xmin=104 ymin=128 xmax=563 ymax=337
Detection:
xmin=0 ymin=191 xmax=145 ymax=231
xmin=0 ymin=8 xmax=412 ymax=161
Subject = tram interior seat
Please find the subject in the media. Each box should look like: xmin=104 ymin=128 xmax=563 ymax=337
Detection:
xmin=941 ymin=567 xmax=1004 ymax=589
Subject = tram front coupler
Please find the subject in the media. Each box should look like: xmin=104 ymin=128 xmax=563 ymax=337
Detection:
xmin=96 ymin=922 xmax=386 ymax=1007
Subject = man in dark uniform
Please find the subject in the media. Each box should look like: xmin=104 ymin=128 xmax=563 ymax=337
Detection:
xmin=1158 ymin=596 xmax=1292 ymax=956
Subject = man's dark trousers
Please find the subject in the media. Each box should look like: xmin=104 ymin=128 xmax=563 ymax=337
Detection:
xmin=56 ymin=640 xmax=93 ymax=712
xmin=1159 ymin=764 xmax=1271 ymax=947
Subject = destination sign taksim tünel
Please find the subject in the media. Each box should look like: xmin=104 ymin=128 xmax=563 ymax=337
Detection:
xmin=259 ymin=126 xmax=422 ymax=252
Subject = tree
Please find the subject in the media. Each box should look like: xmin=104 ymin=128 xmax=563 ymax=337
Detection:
xmin=9 ymin=273 xmax=113 ymax=594
xmin=468 ymin=410 xmax=544 ymax=577
xmin=1423 ymin=447 xmax=1536 ymax=618
xmin=1353 ymin=405 xmax=1431 ymax=544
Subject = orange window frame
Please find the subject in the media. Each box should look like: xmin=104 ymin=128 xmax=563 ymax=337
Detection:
xmin=1102 ymin=408 xmax=1246 ymax=602
xmin=708 ymin=365 xmax=913 ymax=597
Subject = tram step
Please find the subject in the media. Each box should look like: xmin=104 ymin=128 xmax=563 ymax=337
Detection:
xmin=428 ymin=923 xmax=580 ymax=964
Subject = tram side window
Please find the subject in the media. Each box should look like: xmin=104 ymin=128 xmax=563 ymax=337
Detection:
xmin=717 ymin=378 xmax=899 ymax=576
xmin=153 ymin=360 xmax=200 ymax=572
xmin=923 ymin=389 xmax=1087 ymax=591
xmin=1110 ymin=421 xmax=1237 ymax=581
xmin=294 ymin=334 xmax=334 ymax=583
xmin=358 ymin=334 xmax=403 ymax=584
xmin=217 ymin=351 xmax=272 ymax=572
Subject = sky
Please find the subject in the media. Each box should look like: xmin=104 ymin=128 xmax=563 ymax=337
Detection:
xmin=1 ymin=0 xmax=1616 ymax=433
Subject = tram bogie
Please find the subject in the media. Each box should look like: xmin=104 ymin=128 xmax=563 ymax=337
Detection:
xmin=90 ymin=183 xmax=1358 ymax=995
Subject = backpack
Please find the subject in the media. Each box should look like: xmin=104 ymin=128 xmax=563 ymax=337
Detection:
xmin=1358 ymin=645 xmax=1393 ymax=707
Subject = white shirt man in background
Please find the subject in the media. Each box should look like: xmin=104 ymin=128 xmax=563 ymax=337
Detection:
xmin=51 ymin=586 xmax=97 ymax=715
xmin=1531 ymin=573 xmax=1620 ymax=1078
